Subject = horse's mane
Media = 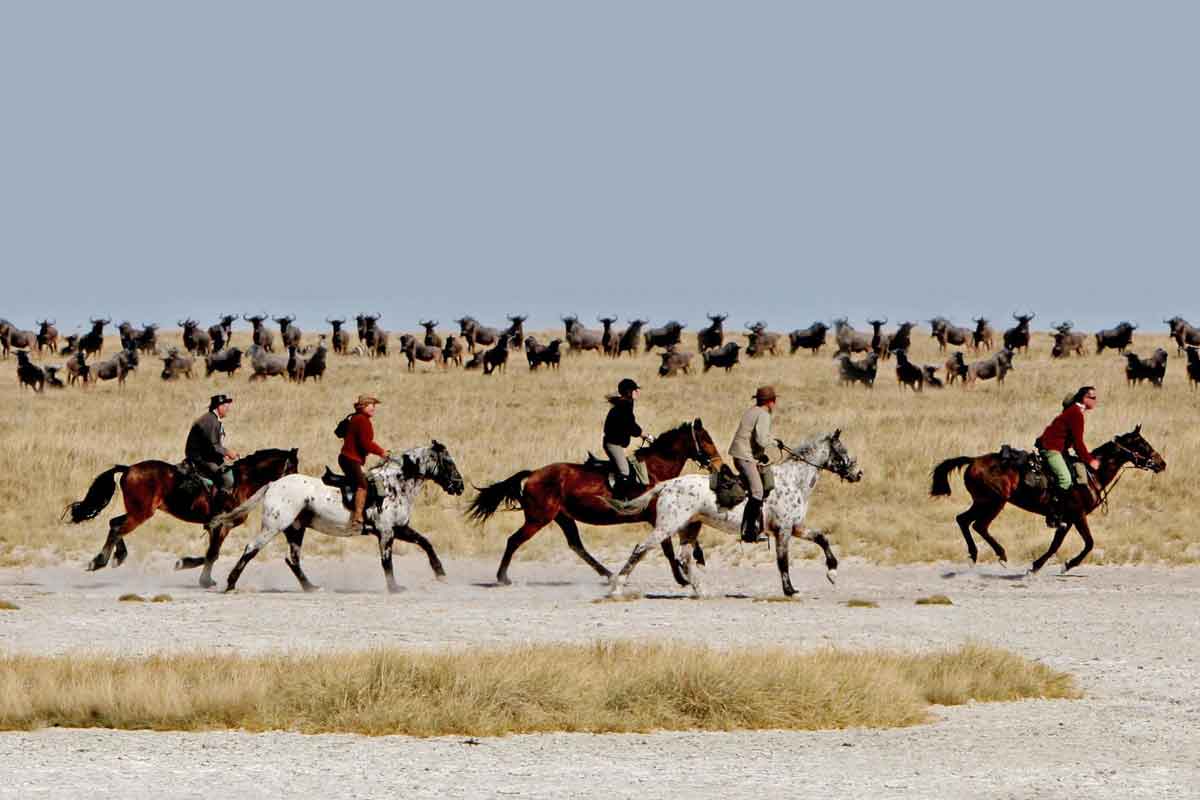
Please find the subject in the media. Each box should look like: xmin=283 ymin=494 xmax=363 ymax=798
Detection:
xmin=633 ymin=422 xmax=692 ymax=459
xmin=237 ymin=447 xmax=295 ymax=463
xmin=782 ymin=433 xmax=828 ymax=461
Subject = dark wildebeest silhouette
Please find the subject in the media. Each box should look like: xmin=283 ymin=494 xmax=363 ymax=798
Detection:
xmin=481 ymin=334 xmax=510 ymax=375
xmin=248 ymin=344 xmax=288 ymax=381
xmin=36 ymin=320 xmax=58 ymax=354
xmin=1166 ymin=317 xmax=1200 ymax=354
xmin=971 ymin=318 xmax=994 ymax=351
xmin=65 ymin=350 xmax=89 ymax=386
xmin=297 ymin=337 xmax=328 ymax=382
xmin=931 ymin=426 xmax=1164 ymax=573
xmin=525 ymin=336 xmax=562 ymax=371
xmin=136 ymin=324 xmax=159 ymax=355
xmin=1186 ymin=346 xmax=1200 ymax=388
xmin=867 ymin=318 xmax=889 ymax=358
xmin=64 ymin=448 xmax=299 ymax=588
xmin=930 ymin=317 xmax=972 ymax=352
xmin=180 ymin=319 xmax=212 ymax=356
xmin=209 ymin=315 xmax=237 ymax=354
xmin=923 ymin=365 xmax=944 ymax=388
xmin=244 ymin=314 xmax=275 ymax=353
xmin=702 ymin=341 xmax=740 ymax=372
xmin=15 ymin=351 xmax=45 ymax=392
xmin=833 ymin=318 xmax=872 ymax=355
xmin=1124 ymin=349 xmax=1167 ymax=387
xmin=658 ymin=346 xmax=693 ymax=377
xmin=745 ymin=322 xmax=781 ymax=358
xmin=420 ymin=320 xmax=443 ymax=349
xmin=1002 ymin=313 xmax=1035 ymax=354
xmin=562 ymin=315 xmax=605 ymax=354
xmin=697 ymin=314 xmax=727 ymax=352
xmin=0 ymin=319 xmax=12 ymax=357
xmin=161 ymin=348 xmax=196 ymax=380
xmin=455 ymin=316 xmax=501 ymax=353
xmin=327 ymin=318 xmax=351 ymax=354
xmin=117 ymin=321 xmax=140 ymax=353
xmin=965 ymin=348 xmax=1014 ymax=387
xmin=275 ymin=316 xmax=302 ymax=350
xmin=443 ymin=335 xmax=465 ymax=367
xmin=92 ymin=347 xmax=138 ymax=386
xmin=205 ymin=347 xmax=243 ymax=377
xmin=1095 ymin=321 xmax=1136 ymax=354
xmin=884 ymin=321 xmax=917 ymax=359
xmin=893 ymin=349 xmax=925 ymax=391
xmin=644 ymin=321 xmax=685 ymax=351
xmin=837 ymin=352 xmax=878 ymax=387
xmin=944 ymin=351 xmax=968 ymax=386
xmin=1050 ymin=322 xmax=1087 ymax=358
xmin=401 ymin=334 xmax=445 ymax=371
xmin=617 ymin=320 xmax=646 ymax=357
xmin=598 ymin=316 xmax=619 ymax=356
xmin=44 ymin=365 xmax=65 ymax=389
xmin=6 ymin=325 xmax=39 ymax=358
xmin=788 ymin=322 xmax=829 ymax=355
xmin=79 ymin=317 xmax=110 ymax=357
xmin=467 ymin=420 xmax=722 ymax=586
xmin=503 ymin=316 xmax=527 ymax=350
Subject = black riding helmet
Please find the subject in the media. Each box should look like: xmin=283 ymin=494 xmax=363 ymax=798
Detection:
xmin=617 ymin=378 xmax=639 ymax=398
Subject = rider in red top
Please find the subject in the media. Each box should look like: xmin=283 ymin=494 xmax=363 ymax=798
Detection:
xmin=1037 ymin=386 xmax=1099 ymax=528
xmin=338 ymin=394 xmax=390 ymax=529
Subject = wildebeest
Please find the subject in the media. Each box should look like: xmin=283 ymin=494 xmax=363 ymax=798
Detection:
xmin=697 ymin=314 xmax=727 ymax=352
xmin=274 ymin=315 xmax=302 ymax=350
xmin=1124 ymin=349 xmax=1167 ymax=387
xmin=6 ymin=325 xmax=39 ymax=357
xmin=298 ymin=337 xmax=328 ymax=382
xmin=247 ymin=344 xmax=289 ymax=381
xmin=161 ymin=348 xmax=196 ymax=380
xmin=503 ymin=316 xmax=527 ymax=350
xmin=1095 ymin=321 xmax=1137 ymax=354
xmin=867 ymin=318 xmax=889 ymax=357
xmin=893 ymin=349 xmax=924 ymax=391
xmin=833 ymin=318 xmax=872 ymax=355
xmin=598 ymin=316 xmax=619 ymax=356
xmin=0 ymin=319 xmax=11 ymax=357
xmin=327 ymin=318 xmax=351 ymax=354
xmin=617 ymin=320 xmax=646 ymax=357
xmin=525 ymin=336 xmax=562 ymax=370
xmin=944 ymin=351 xmax=968 ymax=386
xmin=658 ymin=346 xmax=693 ymax=377
xmin=562 ymin=315 xmax=605 ymax=354
xmin=209 ymin=315 xmax=237 ymax=354
xmin=643 ymin=320 xmax=685 ymax=351
xmin=1187 ymin=346 xmax=1200 ymax=388
xmin=244 ymin=314 xmax=276 ymax=353
xmin=837 ymin=352 xmax=878 ymax=387
xmin=419 ymin=320 xmax=443 ymax=349
xmin=1002 ymin=313 xmax=1035 ymax=354
xmin=401 ymin=334 xmax=445 ymax=371
xmin=745 ymin=322 xmax=781 ymax=358
xmin=971 ymin=318 xmax=994 ymax=351
xmin=117 ymin=321 xmax=139 ymax=352
xmin=455 ymin=316 xmax=501 ymax=353
xmin=702 ymin=341 xmax=741 ymax=372
xmin=136 ymin=324 xmax=159 ymax=355
xmin=93 ymin=347 xmax=137 ymax=386
xmin=788 ymin=322 xmax=829 ymax=355
xmin=180 ymin=319 xmax=212 ymax=356
xmin=65 ymin=350 xmax=89 ymax=386
xmin=443 ymin=335 xmax=465 ymax=367
xmin=929 ymin=317 xmax=972 ymax=352
xmin=44 ymin=365 xmax=65 ymax=389
xmin=36 ymin=320 xmax=58 ymax=354
xmin=1050 ymin=322 xmax=1087 ymax=358
xmin=78 ymin=317 xmax=110 ymax=357
xmin=15 ymin=351 xmax=45 ymax=392
xmin=965 ymin=348 xmax=1014 ymax=386
xmin=59 ymin=334 xmax=80 ymax=356
xmin=205 ymin=347 xmax=243 ymax=377
xmin=482 ymin=335 xmax=510 ymax=375
xmin=923 ymin=365 xmax=944 ymax=389
xmin=1166 ymin=317 xmax=1200 ymax=354
xmin=884 ymin=321 xmax=917 ymax=359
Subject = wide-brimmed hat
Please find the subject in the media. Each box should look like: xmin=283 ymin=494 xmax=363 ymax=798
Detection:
xmin=209 ymin=393 xmax=234 ymax=410
xmin=355 ymin=394 xmax=382 ymax=408
xmin=754 ymin=385 xmax=777 ymax=404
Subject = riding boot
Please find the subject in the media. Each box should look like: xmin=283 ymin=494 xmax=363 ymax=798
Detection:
xmin=741 ymin=497 xmax=764 ymax=543
xmin=349 ymin=488 xmax=368 ymax=531
xmin=1045 ymin=486 xmax=1069 ymax=529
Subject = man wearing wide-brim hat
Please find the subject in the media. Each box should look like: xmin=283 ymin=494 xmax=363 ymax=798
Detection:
xmin=185 ymin=393 xmax=240 ymax=506
xmin=728 ymin=385 xmax=777 ymax=542
xmin=338 ymin=394 xmax=391 ymax=529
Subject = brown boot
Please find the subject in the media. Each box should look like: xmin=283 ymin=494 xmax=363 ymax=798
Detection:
xmin=349 ymin=488 xmax=367 ymax=531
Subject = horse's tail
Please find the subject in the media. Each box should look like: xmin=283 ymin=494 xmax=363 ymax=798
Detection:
xmin=62 ymin=465 xmax=130 ymax=523
xmin=205 ymin=484 xmax=269 ymax=531
xmin=930 ymin=456 xmax=975 ymax=496
xmin=467 ymin=470 xmax=533 ymax=524
xmin=606 ymin=483 xmax=667 ymax=516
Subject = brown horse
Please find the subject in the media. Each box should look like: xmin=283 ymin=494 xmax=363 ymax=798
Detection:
xmin=930 ymin=426 xmax=1165 ymax=573
xmin=467 ymin=420 xmax=723 ymax=585
xmin=63 ymin=448 xmax=299 ymax=587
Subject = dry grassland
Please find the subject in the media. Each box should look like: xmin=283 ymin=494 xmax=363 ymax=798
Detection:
xmin=0 ymin=327 xmax=1194 ymax=570
xmin=0 ymin=641 xmax=1077 ymax=736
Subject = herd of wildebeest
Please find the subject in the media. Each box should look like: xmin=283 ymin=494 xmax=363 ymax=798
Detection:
xmin=4 ymin=313 xmax=1200 ymax=392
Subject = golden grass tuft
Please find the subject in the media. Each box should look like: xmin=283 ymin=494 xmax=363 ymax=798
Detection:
xmin=916 ymin=594 xmax=954 ymax=606
xmin=845 ymin=599 xmax=879 ymax=608
xmin=117 ymin=593 xmax=145 ymax=603
xmin=150 ymin=594 xmax=173 ymax=603
xmin=0 ymin=600 xmax=18 ymax=611
xmin=0 ymin=642 xmax=1076 ymax=736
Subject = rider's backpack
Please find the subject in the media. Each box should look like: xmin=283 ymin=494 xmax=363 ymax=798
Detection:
xmin=334 ymin=414 xmax=353 ymax=438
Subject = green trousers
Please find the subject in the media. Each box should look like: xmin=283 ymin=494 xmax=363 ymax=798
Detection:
xmin=1040 ymin=449 xmax=1072 ymax=490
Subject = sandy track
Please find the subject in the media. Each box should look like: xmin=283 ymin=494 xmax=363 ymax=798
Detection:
xmin=2 ymin=554 xmax=1198 ymax=799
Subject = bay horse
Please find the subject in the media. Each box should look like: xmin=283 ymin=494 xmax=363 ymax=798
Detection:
xmin=930 ymin=426 xmax=1165 ymax=573
xmin=467 ymin=420 xmax=723 ymax=585
xmin=62 ymin=448 xmax=299 ymax=587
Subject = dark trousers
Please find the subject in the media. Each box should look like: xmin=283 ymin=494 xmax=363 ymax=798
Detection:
xmin=338 ymin=454 xmax=368 ymax=490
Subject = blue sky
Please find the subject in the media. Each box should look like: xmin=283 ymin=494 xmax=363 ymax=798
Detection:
xmin=2 ymin=1 xmax=1196 ymax=334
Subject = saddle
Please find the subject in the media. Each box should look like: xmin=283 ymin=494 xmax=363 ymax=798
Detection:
xmin=732 ymin=462 xmax=775 ymax=498
xmin=583 ymin=453 xmax=649 ymax=492
xmin=321 ymin=467 xmax=382 ymax=512
xmin=999 ymin=444 xmax=1092 ymax=498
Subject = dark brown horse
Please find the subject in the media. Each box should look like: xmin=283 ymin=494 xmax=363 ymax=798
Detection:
xmin=63 ymin=448 xmax=299 ymax=587
xmin=467 ymin=420 xmax=723 ymax=585
xmin=930 ymin=427 xmax=1165 ymax=573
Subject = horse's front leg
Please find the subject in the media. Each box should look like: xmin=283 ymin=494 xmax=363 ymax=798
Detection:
xmin=225 ymin=526 xmax=281 ymax=592
xmin=678 ymin=523 xmax=704 ymax=598
xmin=794 ymin=525 xmax=838 ymax=585
xmin=610 ymin=526 xmax=672 ymax=597
xmin=774 ymin=526 xmax=796 ymax=597
xmin=1062 ymin=515 xmax=1095 ymax=573
xmin=393 ymin=524 xmax=446 ymax=580
xmin=1030 ymin=520 xmax=1073 ymax=575
xmin=378 ymin=527 xmax=403 ymax=594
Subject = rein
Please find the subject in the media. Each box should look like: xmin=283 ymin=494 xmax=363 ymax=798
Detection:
xmin=1091 ymin=440 xmax=1151 ymax=514
xmin=775 ymin=439 xmax=849 ymax=481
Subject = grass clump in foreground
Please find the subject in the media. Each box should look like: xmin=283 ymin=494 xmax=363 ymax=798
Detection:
xmin=0 ymin=642 xmax=1077 ymax=737
xmin=916 ymin=595 xmax=954 ymax=606
xmin=0 ymin=601 xmax=18 ymax=611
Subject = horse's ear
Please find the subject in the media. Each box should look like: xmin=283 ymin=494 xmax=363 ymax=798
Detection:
xmin=431 ymin=439 xmax=444 ymax=451
xmin=832 ymin=428 xmax=841 ymax=440
xmin=694 ymin=417 xmax=703 ymax=429
xmin=1134 ymin=424 xmax=1142 ymax=435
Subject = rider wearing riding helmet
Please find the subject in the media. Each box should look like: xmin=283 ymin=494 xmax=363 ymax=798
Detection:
xmin=603 ymin=378 xmax=643 ymax=499
xmin=1037 ymin=385 xmax=1100 ymax=528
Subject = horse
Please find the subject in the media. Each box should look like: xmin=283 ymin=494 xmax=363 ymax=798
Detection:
xmin=467 ymin=420 xmax=723 ymax=586
xmin=606 ymin=430 xmax=862 ymax=598
xmin=930 ymin=426 xmax=1166 ymax=574
xmin=62 ymin=448 xmax=300 ymax=587
xmin=210 ymin=442 xmax=464 ymax=594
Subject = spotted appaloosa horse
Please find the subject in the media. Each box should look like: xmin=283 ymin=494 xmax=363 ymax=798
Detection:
xmin=209 ymin=442 xmax=464 ymax=594
xmin=466 ymin=420 xmax=723 ymax=586
xmin=930 ymin=426 xmax=1166 ymax=574
xmin=608 ymin=431 xmax=863 ymax=598
xmin=63 ymin=448 xmax=299 ymax=587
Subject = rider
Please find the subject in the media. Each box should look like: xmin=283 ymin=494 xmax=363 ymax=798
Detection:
xmin=603 ymin=378 xmax=643 ymax=499
xmin=185 ymin=393 xmax=239 ymax=507
xmin=1037 ymin=385 xmax=1100 ymax=528
xmin=730 ymin=386 xmax=776 ymax=543
xmin=339 ymin=394 xmax=390 ymax=530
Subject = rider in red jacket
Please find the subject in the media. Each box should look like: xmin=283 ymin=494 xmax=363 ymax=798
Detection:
xmin=338 ymin=394 xmax=390 ymax=528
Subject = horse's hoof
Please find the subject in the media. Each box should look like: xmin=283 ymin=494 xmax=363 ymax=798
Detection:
xmin=497 ymin=576 xmax=512 ymax=587
xmin=198 ymin=577 xmax=217 ymax=589
xmin=434 ymin=573 xmax=447 ymax=583
xmin=386 ymin=585 xmax=406 ymax=595
xmin=826 ymin=568 xmax=837 ymax=585
xmin=998 ymin=559 xmax=1008 ymax=569
xmin=302 ymin=584 xmax=323 ymax=594
xmin=173 ymin=559 xmax=185 ymax=571
xmin=223 ymin=585 xmax=238 ymax=594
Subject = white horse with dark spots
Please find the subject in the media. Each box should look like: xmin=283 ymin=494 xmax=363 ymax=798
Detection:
xmin=608 ymin=430 xmax=863 ymax=598
xmin=208 ymin=442 xmax=464 ymax=593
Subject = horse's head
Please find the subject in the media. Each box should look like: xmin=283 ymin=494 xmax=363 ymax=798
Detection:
xmin=687 ymin=418 xmax=722 ymax=471
xmin=240 ymin=448 xmax=300 ymax=482
xmin=1112 ymin=425 xmax=1166 ymax=473
xmin=789 ymin=430 xmax=862 ymax=483
xmin=396 ymin=440 xmax=464 ymax=496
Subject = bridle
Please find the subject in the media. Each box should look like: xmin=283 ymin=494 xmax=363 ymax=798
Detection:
xmin=687 ymin=422 xmax=716 ymax=471
xmin=775 ymin=439 xmax=857 ymax=482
